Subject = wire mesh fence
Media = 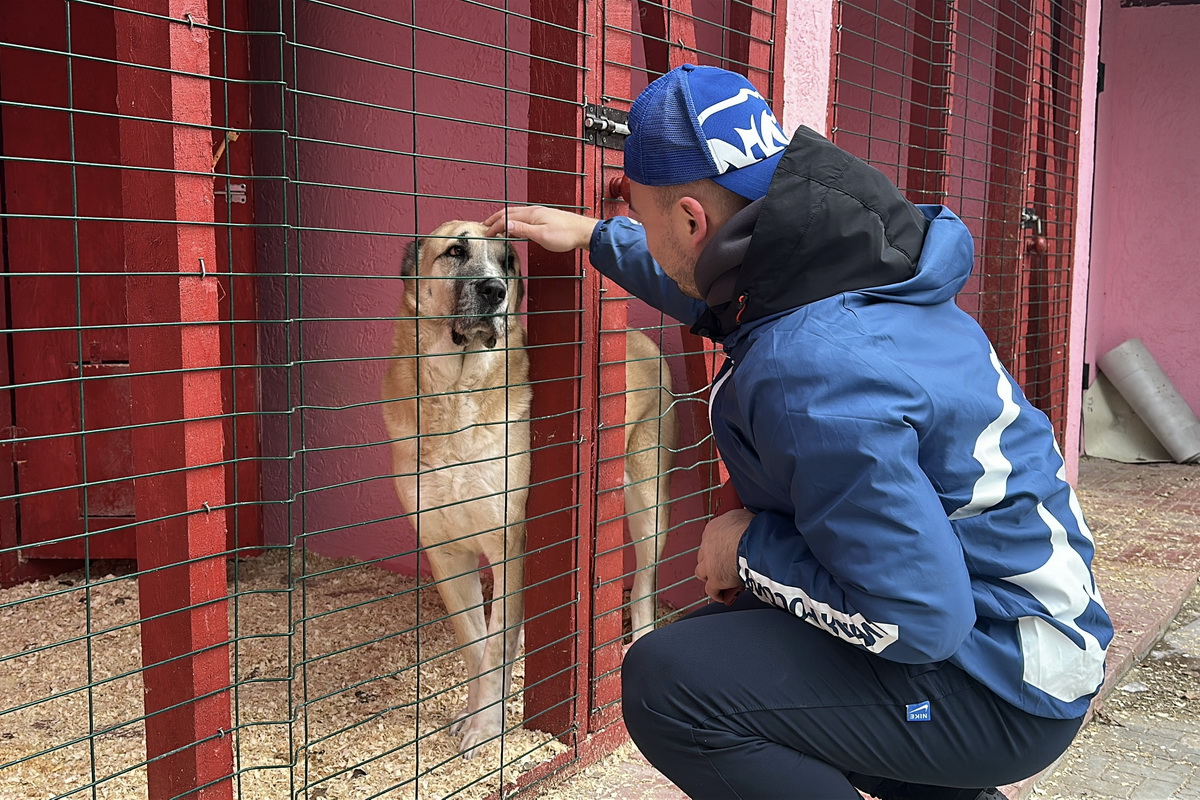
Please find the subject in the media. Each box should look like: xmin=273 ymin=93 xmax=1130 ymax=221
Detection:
xmin=584 ymin=0 xmax=782 ymax=729
xmin=1 ymin=0 xmax=1088 ymax=797
xmin=0 ymin=1 xmax=780 ymax=798
xmin=830 ymin=0 xmax=1087 ymax=439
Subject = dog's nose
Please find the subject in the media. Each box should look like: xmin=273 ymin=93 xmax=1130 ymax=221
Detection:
xmin=476 ymin=278 xmax=506 ymax=306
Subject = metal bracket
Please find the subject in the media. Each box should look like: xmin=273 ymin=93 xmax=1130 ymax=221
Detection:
xmin=215 ymin=182 xmax=248 ymax=204
xmin=584 ymin=104 xmax=630 ymax=150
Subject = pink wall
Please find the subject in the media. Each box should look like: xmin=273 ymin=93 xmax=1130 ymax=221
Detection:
xmin=1064 ymin=0 xmax=1103 ymax=483
xmin=1085 ymin=1 xmax=1200 ymax=419
xmin=782 ymin=0 xmax=833 ymax=134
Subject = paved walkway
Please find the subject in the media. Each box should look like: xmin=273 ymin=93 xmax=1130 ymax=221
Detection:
xmin=1034 ymin=585 xmax=1200 ymax=799
xmin=537 ymin=457 xmax=1200 ymax=800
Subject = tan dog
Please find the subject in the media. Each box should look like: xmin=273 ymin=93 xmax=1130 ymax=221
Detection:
xmin=382 ymin=221 xmax=677 ymax=758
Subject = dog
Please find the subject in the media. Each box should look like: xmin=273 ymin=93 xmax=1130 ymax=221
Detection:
xmin=381 ymin=221 xmax=678 ymax=757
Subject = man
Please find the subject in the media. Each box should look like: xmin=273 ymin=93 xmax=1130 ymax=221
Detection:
xmin=483 ymin=64 xmax=1111 ymax=800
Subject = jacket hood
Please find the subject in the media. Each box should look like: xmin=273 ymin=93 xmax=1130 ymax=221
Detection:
xmin=692 ymin=126 xmax=973 ymax=340
xmin=694 ymin=197 xmax=762 ymax=313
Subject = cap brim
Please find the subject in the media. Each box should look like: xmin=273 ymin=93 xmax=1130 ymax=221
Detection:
xmin=710 ymin=150 xmax=783 ymax=201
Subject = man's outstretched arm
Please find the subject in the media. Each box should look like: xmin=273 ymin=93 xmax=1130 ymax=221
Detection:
xmin=483 ymin=205 xmax=598 ymax=252
xmin=486 ymin=206 xmax=705 ymax=326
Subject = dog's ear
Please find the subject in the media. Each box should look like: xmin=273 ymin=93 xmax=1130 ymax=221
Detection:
xmin=506 ymin=242 xmax=525 ymax=308
xmin=401 ymin=237 xmax=420 ymax=277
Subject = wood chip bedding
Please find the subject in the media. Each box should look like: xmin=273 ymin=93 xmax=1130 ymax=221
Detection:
xmin=0 ymin=549 xmax=568 ymax=799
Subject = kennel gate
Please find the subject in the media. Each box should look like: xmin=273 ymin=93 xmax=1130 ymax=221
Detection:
xmin=830 ymin=0 xmax=1088 ymax=439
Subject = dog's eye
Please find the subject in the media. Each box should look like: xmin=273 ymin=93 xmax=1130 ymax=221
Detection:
xmin=447 ymin=245 xmax=466 ymax=258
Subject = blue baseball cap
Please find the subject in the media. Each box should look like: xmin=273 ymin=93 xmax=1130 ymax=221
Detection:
xmin=624 ymin=64 xmax=789 ymax=201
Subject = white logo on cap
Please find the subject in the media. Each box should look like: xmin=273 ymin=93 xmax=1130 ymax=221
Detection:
xmin=696 ymin=88 xmax=788 ymax=174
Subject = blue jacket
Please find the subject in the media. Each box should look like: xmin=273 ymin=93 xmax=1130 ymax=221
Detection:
xmin=587 ymin=128 xmax=1112 ymax=720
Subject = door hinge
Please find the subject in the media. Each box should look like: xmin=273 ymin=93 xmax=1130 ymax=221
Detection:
xmin=584 ymin=105 xmax=630 ymax=150
xmin=215 ymin=181 xmax=248 ymax=204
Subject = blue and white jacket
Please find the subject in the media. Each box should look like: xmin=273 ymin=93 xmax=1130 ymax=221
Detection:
xmin=588 ymin=126 xmax=1112 ymax=720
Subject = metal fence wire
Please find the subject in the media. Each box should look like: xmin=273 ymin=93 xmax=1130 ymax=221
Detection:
xmin=0 ymin=1 xmax=780 ymax=798
xmin=0 ymin=1 xmax=1084 ymax=798
xmin=831 ymin=0 xmax=1087 ymax=439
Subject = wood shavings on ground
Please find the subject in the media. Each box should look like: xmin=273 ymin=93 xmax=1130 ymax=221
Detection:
xmin=0 ymin=549 xmax=568 ymax=799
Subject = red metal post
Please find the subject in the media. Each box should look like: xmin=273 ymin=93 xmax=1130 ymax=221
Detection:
xmin=770 ymin=0 xmax=790 ymax=120
xmin=905 ymin=0 xmax=956 ymax=203
xmin=1021 ymin=0 xmax=1057 ymax=406
xmin=588 ymin=292 xmax=630 ymax=727
xmin=589 ymin=0 xmax=635 ymax=728
xmin=1016 ymin=0 xmax=1086 ymax=437
xmin=726 ymin=0 xmax=779 ymax=100
xmin=634 ymin=1 xmax=727 ymax=514
xmin=523 ymin=0 xmax=590 ymax=739
xmin=638 ymin=0 xmax=698 ymax=75
xmin=115 ymin=3 xmax=233 ymax=798
xmin=979 ymin=2 xmax=1035 ymax=372
xmin=206 ymin=0 xmax=263 ymax=554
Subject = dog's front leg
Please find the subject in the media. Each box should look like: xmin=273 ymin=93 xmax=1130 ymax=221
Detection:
xmin=423 ymin=544 xmax=493 ymax=739
xmin=455 ymin=525 xmax=526 ymax=759
xmin=625 ymin=482 xmax=666 ymax=641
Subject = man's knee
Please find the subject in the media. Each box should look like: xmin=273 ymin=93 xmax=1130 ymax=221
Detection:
xmin=621 ymin=628 xmax=663 ymax=713
xmin=621 ymin=626 xmax=692 ymax=733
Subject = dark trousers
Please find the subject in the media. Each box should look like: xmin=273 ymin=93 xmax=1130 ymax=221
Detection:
xmin=621 ymin=592 xmax=1084 ymax=800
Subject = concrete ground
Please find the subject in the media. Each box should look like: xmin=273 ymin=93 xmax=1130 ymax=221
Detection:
xmin=536 ymin=457 xmax=1200 ymax=800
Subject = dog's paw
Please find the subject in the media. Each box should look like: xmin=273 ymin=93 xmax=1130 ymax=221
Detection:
xmin=449 ymin=706 xmax=503 ymax=759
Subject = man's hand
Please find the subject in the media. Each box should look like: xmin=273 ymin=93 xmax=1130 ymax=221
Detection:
xmin=483 ymin=205 xmax=599 ymax=253
xmin=695 ymin=508 xmax=755 ymax=605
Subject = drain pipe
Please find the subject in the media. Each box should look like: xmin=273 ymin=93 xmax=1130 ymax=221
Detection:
xmin=1098 ymin=338 xmax=1200 ymax=464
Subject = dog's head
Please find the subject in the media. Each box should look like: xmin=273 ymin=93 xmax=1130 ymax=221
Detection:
xmin=401 ymin=221 xmax=524 ymax=349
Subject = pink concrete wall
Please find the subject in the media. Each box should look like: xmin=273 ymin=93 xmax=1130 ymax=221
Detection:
xmin=1064 ymin=0 xmax=1103 ymax=483
xmin=782 ymin=0 xmax=833 ymax=134
xmin=1085 ymin=1 xmax=1200 ymax=419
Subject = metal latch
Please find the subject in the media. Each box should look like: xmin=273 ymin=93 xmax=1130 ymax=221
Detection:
xmin=1020 ymin=207 xmax=1044 ymax=236
xmin=1021 ymin=207 xmax=1047 ymax=254
xmin=584 ymin=104 xmax=630 ymax=150
xmin=215 ymin=182 xmax=248 ymax=204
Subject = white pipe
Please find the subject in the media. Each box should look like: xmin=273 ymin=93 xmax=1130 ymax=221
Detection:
xmin=1097 ymin=338 xmax=1200 ymax=464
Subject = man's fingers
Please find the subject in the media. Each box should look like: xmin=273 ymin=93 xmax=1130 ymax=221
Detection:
xmin=484 ymin=206 xmax=544 ymax=235
xmin=482 ymin=212 xmax=507 ymax=236
xmin=717 ymin=588 xmax=742 ymax=606
xmin=502 ymin=219 xmax=536 ymax=243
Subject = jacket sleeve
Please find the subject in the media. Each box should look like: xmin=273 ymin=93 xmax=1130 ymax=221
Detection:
xmin=735 ymin=359 xmax=976 ymax=664
xmin=588 ymin=217 xmax=707 ymax=326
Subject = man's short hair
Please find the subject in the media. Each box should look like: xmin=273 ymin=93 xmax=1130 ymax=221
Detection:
xmin=650 ymin=179 xmax=751 ymax=220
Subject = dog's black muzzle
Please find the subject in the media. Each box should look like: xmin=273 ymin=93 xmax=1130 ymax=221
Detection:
xmin=451 ymin=278 xmax=509 ymax=348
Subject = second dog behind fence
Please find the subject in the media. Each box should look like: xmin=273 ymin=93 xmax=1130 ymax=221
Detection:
xmin=382 ymin=221 xmax=679 ymax=757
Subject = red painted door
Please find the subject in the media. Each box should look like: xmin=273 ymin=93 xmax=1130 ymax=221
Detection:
xmin=0 ymin=2 xmax=137 ymax=561
xmin=0 ymin=0 xmax=262 ymax=577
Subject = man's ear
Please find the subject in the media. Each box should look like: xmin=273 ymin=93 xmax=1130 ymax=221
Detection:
xmin=676 ymin=195 xmax=710 ymax=250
